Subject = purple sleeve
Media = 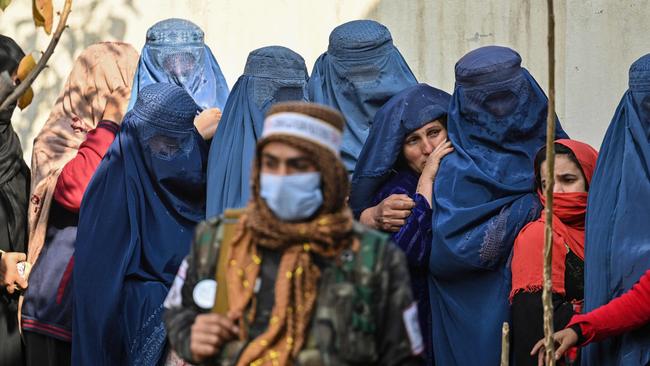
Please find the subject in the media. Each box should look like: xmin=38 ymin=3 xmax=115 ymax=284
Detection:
xmin=390 ymin=193 xmax=432 ymax=269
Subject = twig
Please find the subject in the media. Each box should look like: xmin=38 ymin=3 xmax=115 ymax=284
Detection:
xmin=0 ymin=0 xmax=72 ymax=112
xmin=500 ymin=322 xmax=510 ymax=366
xmin=542 ymin=0 xmax=557 ymax=365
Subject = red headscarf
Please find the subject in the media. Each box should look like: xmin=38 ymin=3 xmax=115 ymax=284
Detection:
xmin=510 ymin=139 xmax=598 ymax=300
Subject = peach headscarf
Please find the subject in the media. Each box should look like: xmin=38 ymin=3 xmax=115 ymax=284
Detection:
xmin=27 ymin=42 xmax=138 ymax=267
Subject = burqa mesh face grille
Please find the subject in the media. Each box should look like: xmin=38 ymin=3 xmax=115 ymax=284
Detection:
xmin=148 ymin=46 xmax=205 ymax=89
xmin=140 ymin=126 xmax=195 ymax=161
xmin=461 ymin=74 xmax=530 ymax=119
xmin=252 ymin=78 xmax=307 ymax=112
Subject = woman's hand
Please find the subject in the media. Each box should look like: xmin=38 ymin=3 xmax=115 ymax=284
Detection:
xmin=102 ymin=86 xmax=131 ymax=124
xmin=416 ymin=140 xmax=454 ymax=206
xmin=190 ymin=311 xmax=240 ymax=362
xmin=194 ymin=108 xmax=222 ymax=140
xmin=360 ymin=194 xmax=415 ymax=232
xmin=530 ymin=328 xmax=579 ymax=366
xmin=420 ymin=140 xmax=454 ymax=182
xmin=0 ymin=251 xmax=27 ymax=294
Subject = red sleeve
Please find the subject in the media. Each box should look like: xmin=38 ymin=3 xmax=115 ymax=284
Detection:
xmin=53 ymin=121 xmax=119 ymax=212
xmin=567 ymin=269 xmax=650 ymax=345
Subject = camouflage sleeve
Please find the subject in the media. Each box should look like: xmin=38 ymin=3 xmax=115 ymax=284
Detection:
xmin=376 ymin=243 xmax=424 ymax=366
xmin=163 ymin=221 xmax=214 ymax=363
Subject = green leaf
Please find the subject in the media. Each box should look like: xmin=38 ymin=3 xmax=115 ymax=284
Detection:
xmin=0 ymin=0 xmax=12 ymax=11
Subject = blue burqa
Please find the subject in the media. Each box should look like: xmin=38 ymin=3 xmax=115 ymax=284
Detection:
xmin=206 ymin=46 xmax=308 ymax=218
xmin=582 ymin=54 xmax=650 ymax=366
xmin=308 ymin=19 xmax=417 ymax=173
xmin=127 ymin=18 xmax=229 ymax=111
xmin=350 ymin=83 xmax=451 ymax=218
xmin=428 ymin=46 xmax=567 ymax=365
xmin=72 ymin=83 xmax=208 ymax=365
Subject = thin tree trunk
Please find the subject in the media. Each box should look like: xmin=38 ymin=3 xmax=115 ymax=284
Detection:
xmin=542 ymin=0 xmax=557 ymax=365
xmin=500 ymin=322 xmax=510 ymax=366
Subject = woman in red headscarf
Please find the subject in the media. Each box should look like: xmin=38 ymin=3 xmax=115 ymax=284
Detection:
xmin=509 ymin=139 xmax=598 ymax=366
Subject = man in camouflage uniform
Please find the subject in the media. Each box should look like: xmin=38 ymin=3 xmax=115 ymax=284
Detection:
xmin=164 ymin=102 xmax=423 ymax=365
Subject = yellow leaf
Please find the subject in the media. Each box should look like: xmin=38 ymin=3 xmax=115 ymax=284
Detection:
xmin=18 ymin=86 xmax=34 ymax=110
xmin=32 ymin=0 xmax=45 ymax=28
xmin=0 ymin=0 xmax=13 ymax=12
xmin=32 ymin=0 xmax=53 ymax=34
xmin=16 ymin=54 xmax=36 ymax=82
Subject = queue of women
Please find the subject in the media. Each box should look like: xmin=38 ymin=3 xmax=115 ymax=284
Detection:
xmin=0 ymin=16 xmax=648 ymax=366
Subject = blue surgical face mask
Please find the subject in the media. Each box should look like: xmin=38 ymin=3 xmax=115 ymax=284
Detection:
xmin=259 ymin=172 xmax=323 ymax=221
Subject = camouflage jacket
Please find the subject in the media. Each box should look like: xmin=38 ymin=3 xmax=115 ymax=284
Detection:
xmin=164 ymin=216 xmax=423 ymax=366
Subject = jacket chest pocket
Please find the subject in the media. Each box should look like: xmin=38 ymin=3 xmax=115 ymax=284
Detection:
xmin=304 ymin=268 xmax=378 ymax=365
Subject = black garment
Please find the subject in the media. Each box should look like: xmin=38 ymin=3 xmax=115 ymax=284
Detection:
xmin=248 ymin=247 xmax=281 ymax=339
xmin=24 ymin=331 xmax=71 ymax=366
xmin=0 ymin=33 xmax=30 ymax=366
xmin=511 ymin=251 xmax=584 ymax=366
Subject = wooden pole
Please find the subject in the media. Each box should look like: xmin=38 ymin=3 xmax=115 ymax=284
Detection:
xmin=542 ymin=0 xmax=557 ymax=365
xmin=0 ymin=0 xmax=72 ymax=112
xmin=500 ymin=322 xmax=510 ymax=366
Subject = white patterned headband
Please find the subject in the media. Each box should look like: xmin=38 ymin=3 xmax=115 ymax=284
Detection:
xmin=261 ymin=112 xmax=342 ymax=155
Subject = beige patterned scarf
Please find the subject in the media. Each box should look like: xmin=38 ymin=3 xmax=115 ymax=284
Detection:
xmin=27 ymin=42 xmax=138 ymax=268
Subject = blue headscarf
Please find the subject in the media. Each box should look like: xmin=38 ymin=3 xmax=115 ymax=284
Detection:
xmin=206 ymin=46 xmax=308 ymax=218
xmin=127 ymin=18 xmax=229 ymax=111
xmin=582 ymin=54 xmax=650 ymax=366
xmin=427 ymin=46 xmax=567 ymax=365
xmin=308 ymin=20 xmax=418 ymax=173
xmin=72 ymin=83 xmax=207 ymax=365
xmin=350 ymin=83 xmax=451 ymax=217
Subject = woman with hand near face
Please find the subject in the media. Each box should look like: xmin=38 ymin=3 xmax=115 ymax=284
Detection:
xmin=22 ymin=42 xmax=138 ymax=366
xmin=510 ymin=139 xmax=598 ymax=366
xmin=350 ymin=83 xmax=453 ymax=365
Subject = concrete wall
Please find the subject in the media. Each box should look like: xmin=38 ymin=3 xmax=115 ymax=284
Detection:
xmin=1 ymin=0 xmax=648 ymax=163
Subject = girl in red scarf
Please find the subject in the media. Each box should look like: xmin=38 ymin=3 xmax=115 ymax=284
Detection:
xmin=510 ymin=139 xmax=598 ymax=366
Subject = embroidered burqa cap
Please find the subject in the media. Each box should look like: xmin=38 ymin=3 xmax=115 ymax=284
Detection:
xmin=308 ymin=20 xmax=417 ymax=173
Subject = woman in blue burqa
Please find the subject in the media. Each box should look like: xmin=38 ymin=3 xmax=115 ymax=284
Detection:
xmin=428 ymin=46 xmax=567 ymax=365
xmin=350 ymin=83 xmax=453 ymax=365
xmin=128 ymin=18 xmax=229 ymax=140
xmin=72 ymin=83 xmax=208 ymax=365
xmin=308 ymin=19 xmax=417 ymax=173
xmin=206 ymin=46 xmax=308 ymax=218
xmin=581 ymin=53 xmax=650 ymax=366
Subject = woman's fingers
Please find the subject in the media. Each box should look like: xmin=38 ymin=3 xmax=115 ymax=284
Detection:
xmin=553 ymin=328 xmax=579 ymax=360
xmin=432 ymin=141 xmax=454 ymax=160
xmin=385 ymin=194 xmax=415 ymax=210
xmin=530 ymin=338 xmax=545 ymax=355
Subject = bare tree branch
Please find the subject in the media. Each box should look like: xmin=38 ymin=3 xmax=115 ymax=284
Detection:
xmin=542 ymin=0 xmax=557 ymax=365
xmin=0 ymin=0 xmax=72 ymax=112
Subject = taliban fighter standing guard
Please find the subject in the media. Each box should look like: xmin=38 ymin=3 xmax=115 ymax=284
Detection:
xmin=164 ymin=102 xmax=423 ymax=365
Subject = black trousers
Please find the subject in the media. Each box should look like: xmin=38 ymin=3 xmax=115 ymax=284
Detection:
xmin=24 ymin=331 xmax=71 ymax=366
